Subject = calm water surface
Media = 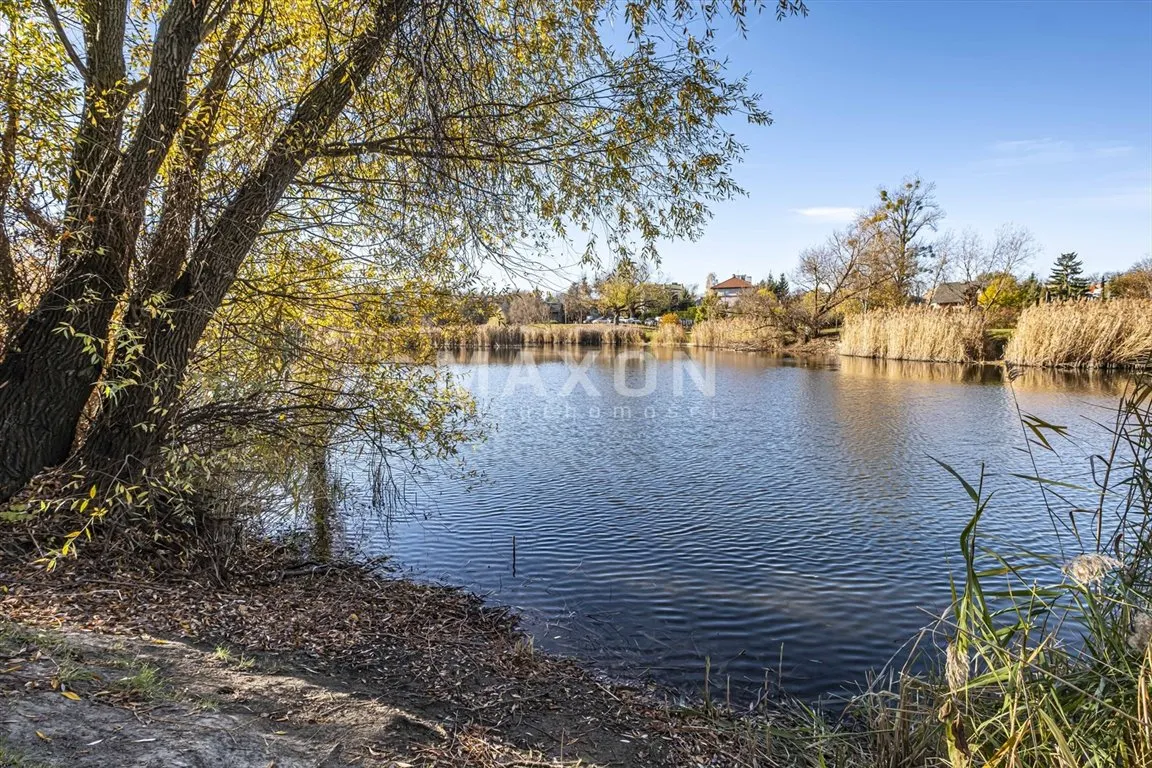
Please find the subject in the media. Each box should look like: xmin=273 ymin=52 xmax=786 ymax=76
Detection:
xmin=339 ymin=349 xmax=1128 ymax=702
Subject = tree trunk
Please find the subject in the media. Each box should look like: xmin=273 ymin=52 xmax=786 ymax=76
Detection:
xmin=58 ymin=0 xmax=130 ymax=274
xmin=309 ymin=451 xmax=334 ymax=561
xmin=0 ymin=251 xmax=128 ymax=500
xmin=0 ymin=0 xmax=211 ymax=501
xmin=0 ymin=60 xmax=22 ymax=330
xmin=0 ymin=0 xmax=130 ymax=498
xmin=79 ymin=3 xmax=406 ymax=481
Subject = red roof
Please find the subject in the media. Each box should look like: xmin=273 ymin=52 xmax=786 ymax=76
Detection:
xmin=711 ymin=276 xmax=753 ymax=290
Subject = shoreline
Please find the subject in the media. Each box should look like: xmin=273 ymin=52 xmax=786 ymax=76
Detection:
xmin=429 ymin=314 xmax=1152 ymax=370
xmin=448 ymin=337 xmax=1149 ymax=370
xmin=434 ymin=334 xmax=840 ymax=356
xmin=0 ymin=548 xmax=855 ymax=767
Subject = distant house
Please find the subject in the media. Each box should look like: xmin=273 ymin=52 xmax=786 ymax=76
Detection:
xmin=928 ymin=281 xmax=979 ymax=308
xmin=545 ymin=299 xmax=566 ymax=323
xmin=665 ymin=283 xmax=689 ymax=305
xmin=709 ymin=274 xmax=754 ymax=307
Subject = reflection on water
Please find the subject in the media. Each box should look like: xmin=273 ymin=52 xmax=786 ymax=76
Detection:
xmin=836 ymin=355 xmax=1133 ymax=394
xmin=339 ymin=349 xmax=1126 ymax=702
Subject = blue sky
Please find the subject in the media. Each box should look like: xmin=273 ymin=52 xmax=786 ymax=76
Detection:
xmin=628 ymin=0 xmax=1152 ymax=290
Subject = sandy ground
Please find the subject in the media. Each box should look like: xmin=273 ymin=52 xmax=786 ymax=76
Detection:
xmin=1 ymin=626 xmax=468 ymax=767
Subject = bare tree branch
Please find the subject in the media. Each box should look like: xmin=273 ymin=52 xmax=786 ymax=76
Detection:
xmin=38 ymin=0 xmax=88 ymax=78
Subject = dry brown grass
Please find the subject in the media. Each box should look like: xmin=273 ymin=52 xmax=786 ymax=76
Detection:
xmin=425 ymin=323 xmax=644 ymax=348
xmin=839 ymin=307 xmax=988 ymax=363
xmin=1005 ymin=299 xmax=1152 ymax=369
xmin=651 ymin=321 xmax=687 ymax=345
xmin=689 ymin=318 xmax=782 ymax=351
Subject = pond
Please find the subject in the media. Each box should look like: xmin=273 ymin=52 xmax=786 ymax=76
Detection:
xmin=338 ymin=348 xmax=1130 ymax=703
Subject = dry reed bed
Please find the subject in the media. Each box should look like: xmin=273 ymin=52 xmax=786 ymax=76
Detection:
xmin=840 ymin=307 xmax=988 ymax=363
xmin=651 ymin=321 xmax=687 ymax=345
xmin=1005 ymin=299 xmax=1152 ymax=369
xmin=425 ymin=323 xmax=644 ymax=348
xmin=689 ymin=317 xmax=782 ymax=351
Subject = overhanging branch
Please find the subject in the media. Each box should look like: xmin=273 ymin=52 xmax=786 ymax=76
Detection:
xmin=39 ymin=0 xmax=88 ymax=79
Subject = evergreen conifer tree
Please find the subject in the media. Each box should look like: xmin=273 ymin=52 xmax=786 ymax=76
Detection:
xmin=1047 ymin=252 xmax=1088 ymax=299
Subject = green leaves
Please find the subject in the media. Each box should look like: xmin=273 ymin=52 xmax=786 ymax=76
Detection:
xmin=1018 ymin=413 xmax=1070 ymax=453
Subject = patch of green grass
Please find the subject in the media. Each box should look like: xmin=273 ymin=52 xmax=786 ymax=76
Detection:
xmin=1 ymin=622 xmax=95 ymax=696
xmin=113 ymin=663 xmax=163 ymax=699
xmin=214 ymin=649 xmax=256 ymax=672
xmin=193 ymin=697 xmax=221 ymax=713
xmin=0 ymin=622 xmax=34 ymax=647
xmin=55 ymin=658 xmax=101 ymax=685
xmin=0 ymin=739 xmax=50 ymax=768
xmin=0 ymin=623 xmax=78 ymax=659
xmin=211 ymin=645 xmax=255 ymax=670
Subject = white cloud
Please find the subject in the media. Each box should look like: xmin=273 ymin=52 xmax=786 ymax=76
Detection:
xmin=791 ymin=206 xmax=859 ymax=223
xmin=992 ymin=138 xmax=1069 ymax=154
xmin=983 ymin=139 xmax=1133 ymax=168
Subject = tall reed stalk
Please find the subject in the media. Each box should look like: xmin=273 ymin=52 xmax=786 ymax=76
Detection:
xmin=1005 ymin=299 xmax=1152 ymax=369
xmin=736 ymin=374 xmax=1152 ymax=767
xmin=689 ymin=317 xmax=782 ymax=351
xmin=840 ymin=308 xmax=987 ymax=363
xmin=652 ymin=321 xmax=687 ymax=345
xmin=424 ymin=323 xmax=644 ymax=348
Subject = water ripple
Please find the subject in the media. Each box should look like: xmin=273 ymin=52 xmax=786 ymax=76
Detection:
xmin=340 ymin=350 xmax=1123 ymax=701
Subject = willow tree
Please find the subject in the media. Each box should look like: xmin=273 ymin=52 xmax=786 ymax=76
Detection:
xmin=595 ymin=257 xmax=649 ymax=322
xmin=0 ymin=3 xmax=73 ymax=336
xmin=0 ymin=0 xmax=806 ymax=504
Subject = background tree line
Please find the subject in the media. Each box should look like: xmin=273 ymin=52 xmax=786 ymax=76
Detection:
xmin=458 ymin=174 xmax=1151 ymax=343
xmin=724 ymin=174 xmax=1152 ymax=337
xmin=487 ymin=260 xmax=696 ymax=326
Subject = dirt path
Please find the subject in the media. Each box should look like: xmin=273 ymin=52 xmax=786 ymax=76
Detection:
xmin=2 ymin=626 xmax=561 ymax=767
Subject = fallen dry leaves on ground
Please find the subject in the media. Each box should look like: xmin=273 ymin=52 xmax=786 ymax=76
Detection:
xmin=1 ymin=550 xmax=797 ymax=767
